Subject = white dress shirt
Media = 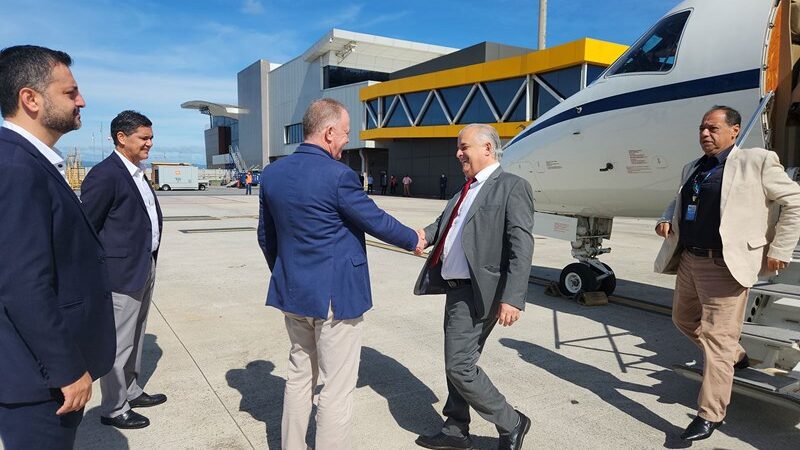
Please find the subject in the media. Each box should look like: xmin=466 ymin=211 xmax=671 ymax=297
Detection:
xmin=2 ymin=121 xmax=68 ymax=183
xmin=114 ymin=151 xmax=160 ymax=252
xmin=441 ymin=162 xmax=500 ymax=280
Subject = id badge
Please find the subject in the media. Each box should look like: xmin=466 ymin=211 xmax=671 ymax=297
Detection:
xmin=685 ymin=204 xmax=697 ymax=221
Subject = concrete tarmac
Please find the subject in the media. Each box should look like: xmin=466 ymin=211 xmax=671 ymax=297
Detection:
xmin=34 ymin=188 xmax=800 ymax=449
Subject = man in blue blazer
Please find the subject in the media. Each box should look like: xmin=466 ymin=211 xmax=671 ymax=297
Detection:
xmin=0 ymin=45 xmax=115 ymax=450
xmin=81 ymin=110 xmax=166 ymax=430
xmin=258 ymin=98 xmax=424 ymax=449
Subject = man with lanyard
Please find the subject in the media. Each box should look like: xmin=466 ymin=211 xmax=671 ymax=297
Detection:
xmin=654 ymin=105 xmax=800 ymax=441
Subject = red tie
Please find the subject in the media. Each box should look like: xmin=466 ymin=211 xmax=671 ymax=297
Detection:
xmin=429 ymin=178 xmax=476 ymax=267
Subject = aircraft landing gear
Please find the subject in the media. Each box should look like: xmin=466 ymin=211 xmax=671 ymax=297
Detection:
xmin=557 ymin=217 xmax=616 ymax=296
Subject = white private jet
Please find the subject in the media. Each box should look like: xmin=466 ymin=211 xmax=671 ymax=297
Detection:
xmin=502 ymin=0 xmax=800 ymax=410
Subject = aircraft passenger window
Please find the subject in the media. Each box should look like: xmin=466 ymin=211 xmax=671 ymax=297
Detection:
xmin=609 ymin=10 xmax=690 ymax=75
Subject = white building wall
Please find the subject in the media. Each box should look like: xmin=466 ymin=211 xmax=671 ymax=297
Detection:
xmin=237 ymin=60 xmax=269 ymax=168
xmin=267 ymin=56 xmax=322 ymax=158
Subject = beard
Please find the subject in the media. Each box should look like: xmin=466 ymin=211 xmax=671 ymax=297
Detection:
xmin=41 ymin=95 xmax=81 ymax=134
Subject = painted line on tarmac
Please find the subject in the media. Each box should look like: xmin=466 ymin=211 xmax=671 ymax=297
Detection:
xmin=365 ymin=239 xmax=672 ymax=317
xmin=149 ymin=301 xmax=256 ymax=449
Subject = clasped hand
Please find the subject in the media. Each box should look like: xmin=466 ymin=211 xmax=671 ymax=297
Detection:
xmin=414 ymin=229 xmax=427 ymax=256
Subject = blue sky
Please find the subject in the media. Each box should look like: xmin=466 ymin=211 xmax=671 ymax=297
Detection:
xmin=1 ymin=0 xmax=679 ymax=165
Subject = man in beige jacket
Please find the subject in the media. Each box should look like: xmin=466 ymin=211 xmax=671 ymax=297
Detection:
xmin=654 ymin=105 xmax=800 ymax=441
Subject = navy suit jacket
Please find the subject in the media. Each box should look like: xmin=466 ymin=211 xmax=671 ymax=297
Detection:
xmin=80 ymin=152 xmax=163 ymax=293
xmin=0 ymin=127 xmax=115 ymax=404
xmin=257 ymin=144 xmax=418 ymax=320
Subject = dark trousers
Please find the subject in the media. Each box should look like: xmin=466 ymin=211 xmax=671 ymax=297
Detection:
xmin=245 ymin=184 xmax=252 ymax=195
xmin=440 ymin=285 xmax=518 ymax=436
xmin=0 ymin=393 xmax=83 ymax=450
xmin=381 ymin=184 xmax=387 ymax=195
xmin=440 ymin=186 xmax=447 ymax=199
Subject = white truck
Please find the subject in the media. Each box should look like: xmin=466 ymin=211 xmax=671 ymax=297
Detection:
xmin=151 ymin=163 xmax=209 ymax=191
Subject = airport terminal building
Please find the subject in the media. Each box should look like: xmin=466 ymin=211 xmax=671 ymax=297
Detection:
xmin=185 ymin=29 xmax=626 ymax=197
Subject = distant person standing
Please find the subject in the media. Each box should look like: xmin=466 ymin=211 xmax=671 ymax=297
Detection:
xmin=403 ymin=174 xmax=413 ymax=197
xmin=245 ymin=171 xmax=253 ymax=195
xmin=380 ymin=171 xmax=388 ymax=195
xmin=439 ymin=173 xmax=448 ymax=199
xmin=80 ymin=110 xmax=166 ymax=430
xmin=390 ymin=174 xmax=398 ymax=194
xmin=258 ymin=98 xmax=424 ymax=449
xmin=368 ymin=174 xmax=374 ymax=194
xmin=0 ymin=45 xmax=115 ymax=450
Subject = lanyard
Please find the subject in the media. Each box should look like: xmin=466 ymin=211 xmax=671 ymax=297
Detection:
xmin=690 ymin=163 xmax=722 ymax=203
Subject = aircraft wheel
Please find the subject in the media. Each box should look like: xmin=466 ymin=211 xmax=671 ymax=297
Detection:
xmin=591 ymin=263 xmax=616 ymax=296
xmin=161 ymin=184 xmax=171 ymax=191
xmin=559 ymin=263 xmax=599 ymax=296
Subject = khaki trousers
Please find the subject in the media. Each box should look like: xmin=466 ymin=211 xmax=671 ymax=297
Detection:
xmin=281 ymin=309 xmax=363 ymax=450
xmin=672 ymin=251 xmax=748 ymax=422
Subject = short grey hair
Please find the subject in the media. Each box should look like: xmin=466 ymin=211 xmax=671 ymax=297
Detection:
xmin=303 ymin=98 xmax=346 ymax=138
xmin=459 ymin=123 xmax=503 ymax=161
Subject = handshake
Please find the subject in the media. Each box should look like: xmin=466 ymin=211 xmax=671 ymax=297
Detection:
xmin=414 ymin=228 xmax=427 ymax=256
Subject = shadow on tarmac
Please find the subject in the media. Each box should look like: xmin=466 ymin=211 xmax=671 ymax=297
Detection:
xmin=512 ymin=288 xmax=800 ymax=448
xmin=226 ymin=360 xmax=285 ymax=449
xmin=358 ymin=346 xmax=441 ymax=438
xmin=74 ymin=334 xmax=165 ymax=449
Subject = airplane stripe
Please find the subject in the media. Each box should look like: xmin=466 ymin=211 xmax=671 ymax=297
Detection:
xmin=506 ymin=69 xmax=760 ymax=147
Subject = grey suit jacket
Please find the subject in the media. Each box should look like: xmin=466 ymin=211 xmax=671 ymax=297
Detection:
xmin=414 ymin=167 xmax=535 ymax=319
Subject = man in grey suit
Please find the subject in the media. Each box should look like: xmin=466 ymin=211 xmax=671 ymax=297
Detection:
xmin=414 ymin=124 xmax=534 ymax=450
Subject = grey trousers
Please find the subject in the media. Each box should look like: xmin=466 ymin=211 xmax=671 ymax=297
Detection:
xmin=441 ymin=285 xmax=518 ymax=436
xmin=100 ymin=258 xmax=156 ymax=418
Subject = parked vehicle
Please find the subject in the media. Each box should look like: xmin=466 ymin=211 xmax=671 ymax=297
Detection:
xmin=151 ymin=163 xmax=209 ymax=191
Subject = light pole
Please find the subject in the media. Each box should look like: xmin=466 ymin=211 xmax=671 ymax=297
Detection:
xmin=538 ymin=0 xmax=547 ymax=50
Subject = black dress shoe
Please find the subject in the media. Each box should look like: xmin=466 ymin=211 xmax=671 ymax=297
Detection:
xmin=129 ymin=392 xmax=167 ymax=408
xmin=734 ymin=354 xmax=750 ymax=370
xmin=415 ymin=432 xmax=473 ymax=449
xmin=498 ymin=410 xmax=531 ymax=450
xmin=100 ymin=410 xmax=150 ymax=429
xmin=680 ymin=415 xmax=722 ymax=441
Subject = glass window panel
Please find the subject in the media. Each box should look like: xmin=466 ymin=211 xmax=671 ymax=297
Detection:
xmin=402 ymin=92 xmax=429 ymax=122
xmin=384 ymin=96 xmax=411 ymax=127
xmin=457 ymin=92 xmax=495 ymax=124
xmin=284 ymin=123 xmax=303 ymax=144
xmin=535 ymin=85 xmax=559 ymax=118
xmin=608 ymin=10 xmax=690 ymax=75
xmin=323 ymin=66 xmax=390 ymax=89
xmin=587 ymin=64 xmax=606 ymax=85
xmin=419 ymin=98 xmax=449 ymax=125
xmin=539 ymin=66 xmax=582 ymax=99
xmin=506 ymin=94 xmax=527 ymax=122
xmin=365 ymin=104 xmax=377 ymax=129
xmin=484 ymin=78 xmax=525 ymax=116
xmin=439 ymin=85 xmax=471 ymax=118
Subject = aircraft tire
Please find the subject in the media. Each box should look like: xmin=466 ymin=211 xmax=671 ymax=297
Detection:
xmin=591 ymin=262 xmax=616 ymax=296
xmin=559 ymin=263 xmax=599 ymax=296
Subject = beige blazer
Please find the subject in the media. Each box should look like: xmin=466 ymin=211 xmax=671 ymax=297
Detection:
xmin=654 ymin=146 xmax=800 ymax=287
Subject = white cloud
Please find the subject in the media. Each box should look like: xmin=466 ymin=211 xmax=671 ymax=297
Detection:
xmin=241 ymin=0 xmax=264 ymax=15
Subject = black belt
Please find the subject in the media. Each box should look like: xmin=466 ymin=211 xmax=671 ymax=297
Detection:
xmin=445 ymin=279 xmax=471 ymax=288
xmin=685 ymin=247 xmax=723 ymax=258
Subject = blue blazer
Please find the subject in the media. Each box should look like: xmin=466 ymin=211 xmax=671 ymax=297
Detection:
xmin=258 ymin=144 xmax=417 ymax=320
xmin=0 ymin=127 xmax=115 ymax=404
xmin=80 ymin=152 xmax=163 ymax=293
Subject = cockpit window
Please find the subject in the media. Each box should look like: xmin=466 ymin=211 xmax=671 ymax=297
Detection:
xmin=608 ymin=10 xmax=691 ymax=75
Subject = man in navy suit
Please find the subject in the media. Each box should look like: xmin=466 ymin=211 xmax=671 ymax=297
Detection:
xmin=258 ymin=98 xmax=424 ymax=449
xmin=0 ymin=45 xmax=115 ymax=450
xmin=81 ymin=110 xmax=166 ymax=429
